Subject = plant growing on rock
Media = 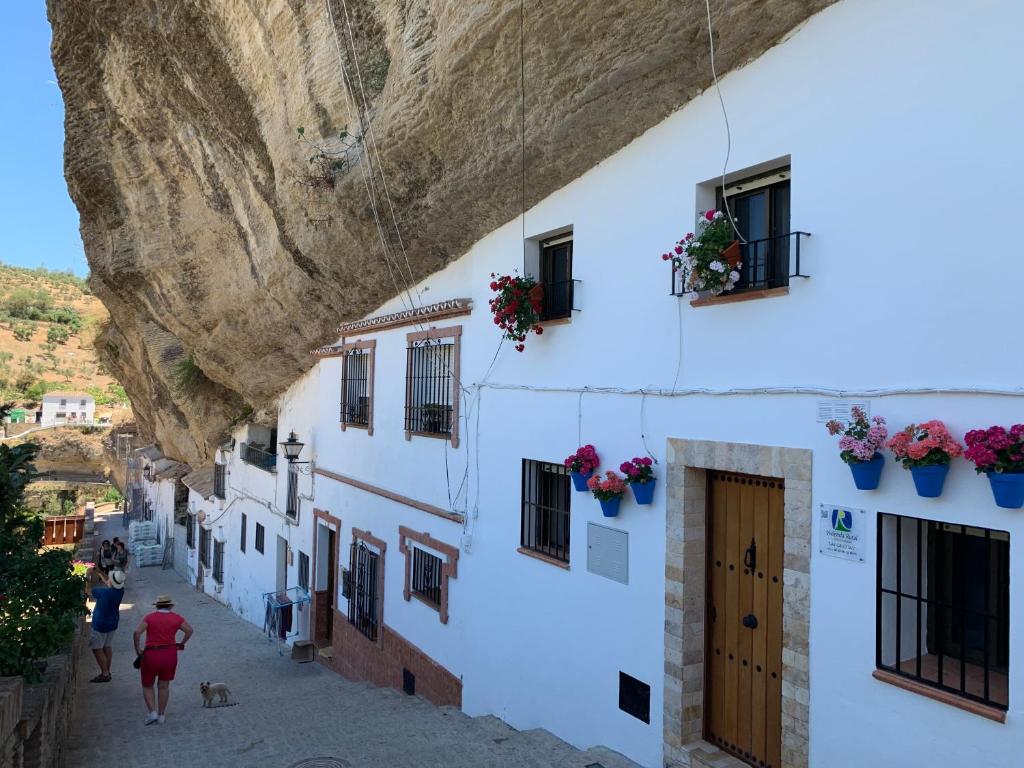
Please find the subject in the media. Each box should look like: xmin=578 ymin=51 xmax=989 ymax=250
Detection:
xmin=294 ymin=127 xmax=364 ymax=192
xmin=488 ymin=273 xmax=543 ymax=351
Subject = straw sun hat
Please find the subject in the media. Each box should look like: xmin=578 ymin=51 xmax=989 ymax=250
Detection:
xmin=108 ymin=569 xmax=126 ymax=589
xmin=153 ymin=595 xmax=174 ymax=608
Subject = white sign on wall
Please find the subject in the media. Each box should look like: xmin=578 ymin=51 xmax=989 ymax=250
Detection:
xmin=819 ymin=504 xmax=866 ymax=562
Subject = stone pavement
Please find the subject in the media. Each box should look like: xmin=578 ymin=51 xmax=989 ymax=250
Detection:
xmin=67 ymin=510 xmax=641 ymax=768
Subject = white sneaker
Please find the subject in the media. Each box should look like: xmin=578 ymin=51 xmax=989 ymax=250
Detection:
xmin=144 ymin=712 xmax=159 ymax=725
xmin=157 ymin=715 xmax=165 ymax=724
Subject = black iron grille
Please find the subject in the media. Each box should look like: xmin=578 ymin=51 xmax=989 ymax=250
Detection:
xmin=213 ymin=463 xmax=226 ymax=499
xmin=298 ymin=551 xmax=310 ymax=591
xmin=255 ymin=522 xmax=265 ymax=554
xmin=240 ymin=442 xmax=277 ymax=472
xmin=877 ymin=513 xmax=1009 ymax=710
xmin=186 ymin=513 xmax=195 ymax=549
xmin=341 ymin=349 xmax=370 ymax=427
xmin=521 ymin=459 xmax=571 ymax=563
xmin=240 ymin=513 xmax=246 ymax=552
xmin=348 ymin=541 xmax=380 ymax=641
xmin=411 ymin=547 xmax=443 ymax=608
xmin=199 ymin=527 xmax=211 ymax=568
xmin=405 ymin=341 xmax=454 ymax=437
xmin=213 ymin=540 xmax=224 ymax=584
xmin=286 ymin=465 xmax=299 ymax=520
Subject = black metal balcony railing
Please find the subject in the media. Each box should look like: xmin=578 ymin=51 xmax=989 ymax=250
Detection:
xmin=539 ymin=278 xmax=578 ymax=321
xmin=213 ymin=463 xmax=227 ymax=500
xmin=671 ymin=231 xmax=811 ymax=297
xmin=241 ymin=442 xmax=277 ymax=473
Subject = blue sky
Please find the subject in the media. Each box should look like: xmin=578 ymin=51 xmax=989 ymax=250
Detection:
xmin=0 ymin=3 xmax=87 ymax=276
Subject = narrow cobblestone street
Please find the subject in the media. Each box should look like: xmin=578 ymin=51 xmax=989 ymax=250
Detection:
xmin=67 ymin=511 xmax=639 ymax=768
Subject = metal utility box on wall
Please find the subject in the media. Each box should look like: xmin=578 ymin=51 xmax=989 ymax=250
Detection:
xmin=587 ymin=523 xmax=628 ymax=584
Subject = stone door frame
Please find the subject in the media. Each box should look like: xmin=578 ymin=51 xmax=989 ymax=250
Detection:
xmin=663 ymin=439 xmax=811 ymax=768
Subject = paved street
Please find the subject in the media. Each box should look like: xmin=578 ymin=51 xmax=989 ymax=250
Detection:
xmin=68 ymin=510 xmax=639 ymax=768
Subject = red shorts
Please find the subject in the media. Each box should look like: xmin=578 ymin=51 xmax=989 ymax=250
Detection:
xmin=140 ymin=647 xmax=177 ymax=687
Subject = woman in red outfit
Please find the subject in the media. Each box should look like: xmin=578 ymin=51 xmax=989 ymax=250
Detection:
xmin=133 ymin=595 xmax=194 ymax=725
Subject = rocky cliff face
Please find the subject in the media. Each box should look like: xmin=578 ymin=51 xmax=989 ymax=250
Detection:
xmin=48 ymin=0 xmax=833 ymax=465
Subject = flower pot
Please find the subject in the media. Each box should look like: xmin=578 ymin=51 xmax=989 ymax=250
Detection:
xmin=909 ymin=464 xmax=949 ymax=498
xmin=848 ymin=453 xmax=884 ymax=490
xmin=570 ymin=471 xmax=593 ymax=492
xmin=986 ymin=471 xmax=1024 ymax=509
xmin=721 ymin=240 xmax=742 ymax=269
xmin=630 ymin=479 xmax=656 ymax=505
xmin=599 ymin=496 xmax=622 ymax=517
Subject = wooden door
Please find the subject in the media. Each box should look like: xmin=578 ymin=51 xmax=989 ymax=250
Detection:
xmin=314 ymin=527 xmax=336 ymax=647
xmin=706 ymin=472 xmax=784 ymax=768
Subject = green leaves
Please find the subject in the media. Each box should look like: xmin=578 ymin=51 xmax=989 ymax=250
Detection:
xmin=296 ymin=126 xmax=305 ymax=136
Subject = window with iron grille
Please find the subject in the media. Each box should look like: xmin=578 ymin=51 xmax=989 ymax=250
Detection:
xmin=240 ymin=513 xmax=247 ymax=552
xmin=199 ymin=527 xmax=211 ymax=568
xmin=877 ymin=513 xmax=1009 ymax=711
xmin=186 ymin=513 xmax=196 ymax=550
xmin=539 ymin=234 xmax=573 ymax=321
xmin=298 ymin=550 xmax=310 ymax=592
xmin=255 ymin=522 xmax=265 ymax=554
xmin=213 ymin=463 xmax=226 ymax=500
xmin=405 ymin=340 xmax=454 ymax=438
xmin=341 ymin=348 xmax=372 ymax=429
xmin=213 ymin=540 xmax=224 ymax=584
xmin=286 ymin=465 xmax=299 ymax=520
xmin=717 ymin=168 xmax=791 ymax=292
xmin=520 ymin=459 xmax=571 ymax=563
xmin=347 ymin=540 xmax=380 ymax=641
xmin=411 ymin=547 xmax=443 ymax=609
xmin=173 ymin=480 xmax=189 ymax=525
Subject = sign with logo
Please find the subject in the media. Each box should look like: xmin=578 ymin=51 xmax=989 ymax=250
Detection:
xmin=819 ymin=505 xmax=865 ymax=562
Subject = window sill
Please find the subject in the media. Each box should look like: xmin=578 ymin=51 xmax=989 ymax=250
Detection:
xmin=410 ymin=591 xmax=441 ymax=614
xmin=538 ymin=316 xmax=572 ymax=327
xmin=689 ymin=286 xmax=789 ymax=307
xmin=340 ymin=422 xmax=371 ymax=433
xmin=517 ymin=546 xmax=570 ymax=570
xmin=872 ymin=669 xmax=1006 ymax=723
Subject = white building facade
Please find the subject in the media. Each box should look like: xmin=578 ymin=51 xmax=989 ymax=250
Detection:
xmin=40 ymin=391 xmax=95 ymax=427
xmin=136 ymin=2 xmax=1024 ymax=766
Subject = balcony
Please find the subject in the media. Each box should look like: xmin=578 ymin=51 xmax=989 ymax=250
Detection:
xmin=240 ymin=442 xmax=278 ymax=473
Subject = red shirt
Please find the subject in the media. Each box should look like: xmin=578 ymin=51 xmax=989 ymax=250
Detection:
xmin=143 ymin=610 xmax=184 ymax=647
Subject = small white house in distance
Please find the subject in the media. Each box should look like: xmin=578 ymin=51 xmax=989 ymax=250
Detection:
xmin=40 ymin=391 xmax=95 ymax=427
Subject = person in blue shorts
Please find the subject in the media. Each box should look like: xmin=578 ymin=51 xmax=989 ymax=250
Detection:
xmin=87 ymin=568 xmax=126 ymax=682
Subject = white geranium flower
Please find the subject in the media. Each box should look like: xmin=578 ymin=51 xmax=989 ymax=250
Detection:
xmin=713 ymin=211 xmax=724 ymax=220
xmin=710 ymin=261 xmax=725 ymax=273
xmin=729 ymin=271 xmax=740 ymax=281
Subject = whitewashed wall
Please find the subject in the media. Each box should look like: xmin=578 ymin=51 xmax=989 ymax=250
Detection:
xmin=222 ymin=1 xmax=1024 ymax=765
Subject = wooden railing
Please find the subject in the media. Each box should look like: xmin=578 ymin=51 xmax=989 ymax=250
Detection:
xmin=43 ymin=514 xmax=86 ymax=546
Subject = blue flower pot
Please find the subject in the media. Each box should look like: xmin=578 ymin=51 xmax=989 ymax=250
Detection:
xmin=848 ymin=453 xmax=884 ymax=490
xmin=987 ymin=471 xmax=1024 ymax=509
xmin=599 ymin=497 xmax=622 ymax=517
xmin=571 ymin=471 xmax=593 ymax=492
xmin=909 ymin=464 xmax=949 ymax=498
xmin=630 ymin=479 xmax=656 ymax=505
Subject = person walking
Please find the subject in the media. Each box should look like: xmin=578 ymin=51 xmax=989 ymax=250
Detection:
xmin=86 ymin=568 xmax=126 ymax=683
xmin=113 ymin=540 xmax=129 ymax=572
xmin=97 ymin=539 xmax=114 ymax=575
xmin=133 ymin=595 xmax=193 ymax=725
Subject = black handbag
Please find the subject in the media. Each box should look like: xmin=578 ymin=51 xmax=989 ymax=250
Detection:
xmin=133 ymin=653 xmax=143 ymax=669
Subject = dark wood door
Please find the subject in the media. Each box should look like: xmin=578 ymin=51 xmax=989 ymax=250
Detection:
xmin=706 ymin=472 xmax=784 ymax=768
xmin=314 ymin=527 xmax=336 ymax=647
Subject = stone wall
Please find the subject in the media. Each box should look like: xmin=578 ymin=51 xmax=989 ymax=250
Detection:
xmin=0 ymin=621 xmax=87 ymax=768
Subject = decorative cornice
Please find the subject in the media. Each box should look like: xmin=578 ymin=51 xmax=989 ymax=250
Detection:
xmin=311 ymin=298 xmax=472 ymax=356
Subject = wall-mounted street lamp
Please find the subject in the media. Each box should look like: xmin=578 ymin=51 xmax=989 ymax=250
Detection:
xmin=279 ymin=431 xmax=307 ymax=464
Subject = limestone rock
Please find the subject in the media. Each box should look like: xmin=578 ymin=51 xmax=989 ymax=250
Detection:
xmin=48 ymin=0 xmax=834 ymax=463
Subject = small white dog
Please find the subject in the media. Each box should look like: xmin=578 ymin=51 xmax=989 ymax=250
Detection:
xmin=199 ymin=681 xmax=233 ymax=707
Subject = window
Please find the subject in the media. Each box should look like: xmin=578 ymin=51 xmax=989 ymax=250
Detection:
xmin=347 ymin=531 xmax=385 ymax=642
xmin=213 ymin=540 xmax=224 ymax=584
xmin=717 ymin=167 xmax=791 ymax=292
xmin=199 ymin=527 xmax=211 ymax=568
xmin=255 ymin=522 xmax=265 ymax=554
xmin=80 ymin=399 xmax=86 ymax=407
xmin=340 ymin=341 xmax=375 ymax=433
xmin=286 ymin=465 xmax=299 ymax=520
xmin=213 ymin=463 xmax=226 ymax=500
xmin=520 ymin=459 xmax=571 ymax=563
xmin=59 ymin=399 xmax=66 ymax=407
xmin=539 ymin=234 xmax=573 ymax=320
xmin=173 ymin=481 xmax=189 ymax=525
xmin=240 ymin=513 xmax=247 ymax=552
xmin=404 ymin=326 xmax=461 ymax=447
xmin=298 ymin=550 xmax=310 ymax=592
xmin=186 ymin=513 xmax=196 ymax=550
xmin=877 ymin=513 xmax=1009 ymax=712
xmin=399 ymin=526 xmax=460 ymax=624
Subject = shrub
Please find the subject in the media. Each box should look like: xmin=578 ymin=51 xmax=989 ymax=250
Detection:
xmin=46 ymin=325 xmax=70 ymax=345
xmin=12 ymin=323 xmax=33 ymax=342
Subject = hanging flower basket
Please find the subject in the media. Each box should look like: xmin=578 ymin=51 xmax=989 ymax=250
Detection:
xmin=588 ymin=471 xmax=627 ymax=518
xmin=826 ymin=407 xmax=888 ymax=490
xmin=965 ymin=425 xmax=1024 ymax=508
xmin=620 ymin=457 xmax=656 ymax=505
xmin=488 ymin=273 xmax=544 ymax=352
xmin=564 ymin=445 xmax=600 ymax=491
xmin=887 ymin=421 xmax=962 ymax=498
xmin=661 ymin=210 xmax=743 ymax=297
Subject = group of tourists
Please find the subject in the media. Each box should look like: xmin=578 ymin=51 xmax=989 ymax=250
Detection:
xmin=86 ymin=536 xmax=194 ymax=725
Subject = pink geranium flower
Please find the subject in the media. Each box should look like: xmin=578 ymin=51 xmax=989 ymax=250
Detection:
xmin=887 ymin=420 xmax=962 ymax=469
xmin=826 ymin=410 xmax=887 ymax=464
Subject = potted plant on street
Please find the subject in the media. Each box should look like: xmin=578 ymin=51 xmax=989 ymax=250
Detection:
xmin=886 ymin=420 xmax=962 ymax=498
xmin=620 ymin=456 xmax=656 ymax=504
xmin=564 ymin=444 xmax=600 ymax=491
xmin=488 ymin=272 xmax=544 ymax=352
xmin=826 ymin=407 xmax=888 ymax=490
xmin=661 ymin=209 xmax=743 ymax=297
xmin=964 ymin=425 xmax=1024 ymax=508
xmin=587 ymin=471 xmax=628 ymax=517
